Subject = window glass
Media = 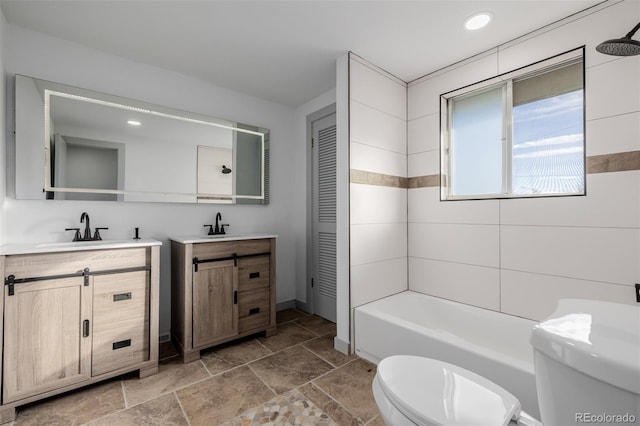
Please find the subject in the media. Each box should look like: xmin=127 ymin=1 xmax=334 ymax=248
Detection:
xmin=451 ymin=86 xmax=504 ymax=196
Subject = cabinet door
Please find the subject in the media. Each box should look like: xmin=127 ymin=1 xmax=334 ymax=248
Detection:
xmin=3 ymin=276 xmax=92 ymax=403
xmin=192 ymin=259 xmax=238 ymax=348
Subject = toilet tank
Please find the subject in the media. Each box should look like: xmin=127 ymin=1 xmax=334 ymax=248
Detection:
xmin=530 ymin=299 xmax=640 ymax=426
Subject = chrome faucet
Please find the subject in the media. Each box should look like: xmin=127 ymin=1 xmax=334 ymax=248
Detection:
xmin=65 ymin=212 xmax=108 ymax=241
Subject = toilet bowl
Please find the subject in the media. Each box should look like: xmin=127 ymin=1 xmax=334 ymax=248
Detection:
xmin=372 ymin=299 xmax=640 ymax=426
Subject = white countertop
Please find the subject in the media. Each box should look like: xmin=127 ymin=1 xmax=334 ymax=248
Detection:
xmin=0 ymin=239 xmax=162 ymax=256
xmin=170 ymin=234 xmax=277 ymax=244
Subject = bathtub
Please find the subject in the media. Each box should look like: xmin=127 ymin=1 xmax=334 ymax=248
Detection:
xmin=355 ymin=291 xmax=540 ymax=418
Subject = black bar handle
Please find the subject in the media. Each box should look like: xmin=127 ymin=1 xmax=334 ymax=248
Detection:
xmin=113 ymin=339 xmax=132 ymax=350
xmin=635 ymin=283 xmax=640 ymax=303
xmin=249 ymin=307 xmax=260 ymax=315
xmin=249 ymin=272 xmax=260 ymax=279
xmin=83 ymin=268 xmax=90 ymax=286
xmin=113 ymin=292 xmax=132 ymax=302
xmin=83 ymin=319 xmax=90 ymax=337
xmin=234 ymin=290 xmax=238 ymax=304
xmin=6 ymin=275 xmax=15 ymax=296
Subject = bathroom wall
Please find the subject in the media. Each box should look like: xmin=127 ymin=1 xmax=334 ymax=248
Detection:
xmin=349 ymin=54 xmax=408 ymax=313
xmin=2 ymin=23 xmax=300 ymax=336
xmin=407 ymin=0 xmax=640 ymax=321
xmin=0 ymin=9 xmax=7 ymax=245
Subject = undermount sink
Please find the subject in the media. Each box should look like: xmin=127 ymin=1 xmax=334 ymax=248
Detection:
xmin=203 ymin=235 xmax=230 ymax=239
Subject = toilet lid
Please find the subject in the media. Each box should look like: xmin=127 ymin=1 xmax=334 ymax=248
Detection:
xmin=376 ymin=355 xmax=522 ymax=426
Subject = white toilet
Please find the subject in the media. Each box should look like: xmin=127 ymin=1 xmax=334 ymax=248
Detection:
xmin=372 ymin=299 xmax=640 ymax=425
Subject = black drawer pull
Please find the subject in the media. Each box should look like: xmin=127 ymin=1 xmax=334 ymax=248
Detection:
xmin=113 ymin=339 xmax=132 ymax=350
xmin=249 ymin=307 xmax=261 ymax=315
xmin=249 ymin=272 xmax=260 ymax=279
xmin=113 ymin=292 xmax=132 ymax=302
xmin=83 ymin=319 xmax=90 ymax=337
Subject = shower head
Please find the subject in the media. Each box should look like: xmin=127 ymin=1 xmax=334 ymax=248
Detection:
xmin=596 ymin=22 xmax=640 ymax=56
xmin=221 ymin=165 xmax=232 ymax=174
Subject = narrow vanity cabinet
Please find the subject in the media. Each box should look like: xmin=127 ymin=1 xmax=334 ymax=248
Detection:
xmin=171 ymin=235 xmax=277 ymax=362
xmin=0 ymin=241 xmax=161 ymax=423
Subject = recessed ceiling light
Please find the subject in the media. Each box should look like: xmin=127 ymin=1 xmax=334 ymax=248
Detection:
xmin=465 ymin=12 xmax=492 ymax=31
xmin=127 ymin=120 xmax=141 ymax=126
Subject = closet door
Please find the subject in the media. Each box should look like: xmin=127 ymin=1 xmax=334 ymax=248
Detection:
xmin=312 ymin=113 xmax=337 ymax=322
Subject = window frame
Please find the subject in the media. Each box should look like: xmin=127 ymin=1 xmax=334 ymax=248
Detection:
xmin=439 ymin=46 xmax=586 ymax=201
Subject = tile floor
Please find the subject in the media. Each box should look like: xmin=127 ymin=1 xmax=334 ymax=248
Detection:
xmin=10 ymin=309 xmax=384 ymax=426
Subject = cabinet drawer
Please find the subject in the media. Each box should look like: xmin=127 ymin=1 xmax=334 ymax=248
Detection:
xmin=5 ymin=248 xmax=147 ymax=278
xmin=93 ymin=272 xmax=149 ymax=333
xmin=238 ymin=290 xmax=270 ymax=333
xmin=92 ymin=319 xmax=149 ymax=376
xmin=193 ymin=238 xmax=271 ymax=259
xmin=238 ymin=255 xmax=270 ymax=292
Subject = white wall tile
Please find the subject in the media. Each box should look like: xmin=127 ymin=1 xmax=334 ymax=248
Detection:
xmin=408 ymin=113 xmax=438 ymax=154
xmin=501 ymin=225 xmax=639 ymax=285
xmin=350 ymin=183 xmax=407 ymax=225
xmin=351 ymin=100 xmax=406 ymax=154
xmin=409 ymin=257 xmax=500 ymax=311
xmin=408 ymin=188 xmax=499 ymax=225
xmin=351 ymin=223 xmax=407 ymax=266
xmin=501 ymin=270 xmax=637 ymax=321
xmin=351 ymin=258 xmax=408 ymax=307
xmin=408 ymin=223 xmax=500 ymax=267
xmin=350 ymin=58 xmax=406 ymax=120
xmin=498 ymin=0 xmax=640 ymax=72
xmin=586 ymin=56 xmax=640 ymax=121
xmin=500 ymin=172 xmax=640 ymax=229
xmin=350 ymin=142 xmax=406 ymax=177
xmin=408 ymin=53 xmax=497 ymax=120
xmin=587 ymin=112 xmax=640 ymax=156
xmin=408 ymin=150 xmax=438 ymax=178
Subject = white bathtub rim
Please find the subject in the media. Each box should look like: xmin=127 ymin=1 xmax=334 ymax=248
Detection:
xmin=355 ymin=291 xmax=536 ymax=376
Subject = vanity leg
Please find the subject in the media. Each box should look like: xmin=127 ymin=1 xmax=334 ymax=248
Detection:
xmin=0 ymin=406 xmax=16 ymax=424
xmin=138 ymin=364 xmax=159 ymax=379
xmin=181 ymin=349 xmax=201 ymax=364
xmin=264 ymin=326 xmax=278 ymax=338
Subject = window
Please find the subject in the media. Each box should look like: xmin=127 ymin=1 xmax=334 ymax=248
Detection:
xmin=440 ymin=48 xmax=585 ymax=200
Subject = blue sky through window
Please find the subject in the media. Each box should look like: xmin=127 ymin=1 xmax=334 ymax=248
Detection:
xmin=512 ymin=90 xmax=584 ymax=194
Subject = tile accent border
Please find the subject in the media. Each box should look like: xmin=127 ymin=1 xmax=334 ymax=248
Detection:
xmin=351 ymin=152 xmax=640 ymax=190
xmin=408 ymin=175 xmax=441 ymax=188
xmin=350 ymin=170 xmax=407 ymax=188
xmin=586 ymin=151 xmax=640 ymax=174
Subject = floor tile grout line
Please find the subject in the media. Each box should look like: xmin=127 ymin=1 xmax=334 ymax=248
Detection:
xmin=121 ymin=380 xmax=129 ymax=409
xmin=298 ymin=343 xmax=342 ymax=370
xmin=246 ymin=362 xmax=279 ymax=398
xmin=199 ymin=358 xmax=214 ymax=377
xmin=173 ymin=391 xmax=192 ymax=426
xmin=303 ymin=381 xmax=362 ymax=424
xmin=292 ymin=321 xmax=323 ymax=337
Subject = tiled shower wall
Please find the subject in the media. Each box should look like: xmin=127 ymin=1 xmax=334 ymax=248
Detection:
xmin=407 ymin=0 xmax=640 ymax=321
xmin=349 ymin=54 xmax=408 ymax=309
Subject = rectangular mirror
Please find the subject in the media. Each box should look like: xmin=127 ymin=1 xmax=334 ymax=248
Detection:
xmin=15 ymin=75 xmax=269 ymax=204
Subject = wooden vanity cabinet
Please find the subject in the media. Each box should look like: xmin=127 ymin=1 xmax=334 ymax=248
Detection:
xmin=171 ymin=237 xmax=277 ymax=363
xmin=0 ymin=245 xmax=160 ymax=423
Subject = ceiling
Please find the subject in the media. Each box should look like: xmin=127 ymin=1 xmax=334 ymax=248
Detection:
xmin=1 ymin=0 xmax=604 ymax=107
